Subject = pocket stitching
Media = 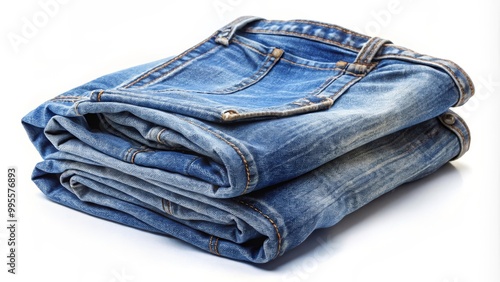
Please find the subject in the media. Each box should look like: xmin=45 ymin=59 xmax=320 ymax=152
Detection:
xmin=123 ymin=32 xmax=217 ymax=88
xmin=133 ymin=44 xmax=222 ymax=89
xmin=145 ymin=49 xmax=280 ymax=95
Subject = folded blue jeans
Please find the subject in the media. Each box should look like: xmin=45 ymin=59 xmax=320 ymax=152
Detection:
xmin=22 ymin=16 xmax=473 ymax=263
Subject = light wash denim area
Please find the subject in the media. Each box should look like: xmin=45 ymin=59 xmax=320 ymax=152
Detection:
xmin=22 ymin=16 xmax=473 ymax=263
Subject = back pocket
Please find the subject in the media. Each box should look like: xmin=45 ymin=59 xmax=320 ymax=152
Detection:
xmin=94 ymin=35 xmax=362 ymax=123
xmin=122 ymin=38 xmax=283 ymax=94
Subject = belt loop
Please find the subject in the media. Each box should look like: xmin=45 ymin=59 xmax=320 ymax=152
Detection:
xmin=354 ymin=37 xmax=392 ymax=65
xmin=215 ymin=16 xmax=264 ymax=46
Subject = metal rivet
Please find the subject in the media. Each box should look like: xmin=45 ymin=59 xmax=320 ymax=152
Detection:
xmin=222 ymin=110 xmax=238 ymax=120
xmin=443 ymin=113 xmax=456 ymax=125
xmin=335 ymin=61 xmax=348 ymax=68
xmin=215 ymin=37 xmax=229 ymax=46
xmin=271 ymin=48 xmax=284 ymax=58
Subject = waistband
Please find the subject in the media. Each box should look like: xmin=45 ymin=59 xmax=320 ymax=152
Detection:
xmin=215 ymin=16 xmax=474 ymax=107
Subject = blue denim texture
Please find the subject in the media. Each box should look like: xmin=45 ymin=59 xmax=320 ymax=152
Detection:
xmin=22 ymin=16 xmax=473 ymax=263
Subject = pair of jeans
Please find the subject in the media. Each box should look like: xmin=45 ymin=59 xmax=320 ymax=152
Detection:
xmin=22 ymin=16 xmax=473 ymax=263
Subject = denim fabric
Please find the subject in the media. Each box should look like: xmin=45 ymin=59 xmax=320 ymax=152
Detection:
xmin=22 ymin=16 xmax=473 ymax=263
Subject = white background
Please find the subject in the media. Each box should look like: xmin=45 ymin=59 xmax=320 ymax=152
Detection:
xmin=1 ymin=0 xmax=499 ymax=281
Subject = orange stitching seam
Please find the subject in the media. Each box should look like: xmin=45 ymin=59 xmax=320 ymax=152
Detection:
xmin=356 ymin=37 xmax=373 ymax=63
xmin=150 ymin=54 xmax=274 ymax=95
xmin=140 ymin=44 xmax=221 ymax=88
xmin=239 ymin=200 xmax=281 ymax=259
xmin=179 ymin=118 xmax=252 ymax=196
xmin=96 ymin=90 xmax=104 ymax=102
xmin=231 ymin=38 xmax=268 ymax=57
xmin=130 ymin=148 xmax=150 ymax=164
xmin=280 ymin=57 xmax=337 ymax=71
xmin=244 ymin=29 xmax=360 ymax=52
xmin=368 ymin=39 xmax=388 ymax=63
xmin=244 ymin=23 xmax=474 ymax=100
xmin=252 ymin=19 xmax=370 ymax=39
xmin=209 ymin=235 xmax=220 ymax=255
xmin=291 ymin=19 xmax=371 ymax=39
xmin=214 ymin=237 xmax=220 ymax=256
xmin=156 ymin=128 xmax=167 ymax=144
